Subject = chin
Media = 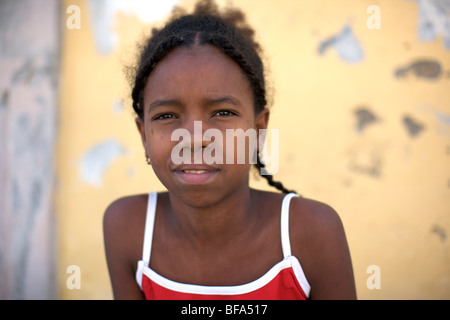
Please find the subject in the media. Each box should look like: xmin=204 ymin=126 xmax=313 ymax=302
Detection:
xmin=167 ymin=184 xmax=232 ymax=209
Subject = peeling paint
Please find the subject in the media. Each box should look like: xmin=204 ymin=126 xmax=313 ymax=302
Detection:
xmin=88 ymin=0 xmax=179 ymax=55
xmin=318 ymin=24 xmax=364 ymax=63
xmin=411 ymin=0 xmax=450 ymax=49
xmin=112 ymin=99 xmax=124 ymax=115
xmin=354 ymin=107 xmax=380 ymax=133
xmin=347 ymin=145 xmax=383 ymax=179
xmin=0 ymin=89 xmax=9 ymax=108
xmin=395 ymin=59 xmax=443 ymax=79
xmin=403 ymin=115 xmax=425 ymax=138
xmin=431 ymin=224 xmax=447 ymax=242
xmin=416 ymin=105 xmax=450 ymax=138
xmin=348 ymin=155 xmax=382 ymax=178
xmin=0 ymin=0 xmax=59 ymax=299
xmin=433 ymin=108 xmax=450 ymax=138
xmin=11 ymin=59 xmax=36 ymax=85
xmin=80 ymin=138 xmax=126 ymax=186
xmin=434 ymin=109 xmax=450 ymax=127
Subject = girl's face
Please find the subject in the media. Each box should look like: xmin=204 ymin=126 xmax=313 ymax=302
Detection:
xmin=136 ymin=45 xmax=269 ymax=206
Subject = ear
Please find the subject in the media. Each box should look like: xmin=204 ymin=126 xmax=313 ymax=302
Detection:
xmin=135 ymin=117 xmax=148 ymax=155
xmin=255 ymin=108 xmax=270 ymax=153
xmin=256 ymin=108 xmax=270 ymax=131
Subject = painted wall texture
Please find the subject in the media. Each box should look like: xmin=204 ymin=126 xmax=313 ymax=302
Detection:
xmin=2 ymin=0 xmax=448 ymax=299
xmin=0 ymin=0 xmax=59 ymax=299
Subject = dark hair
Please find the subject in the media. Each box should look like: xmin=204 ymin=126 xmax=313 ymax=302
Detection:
xmin=130 ymin=0 xmax=296 ymax=194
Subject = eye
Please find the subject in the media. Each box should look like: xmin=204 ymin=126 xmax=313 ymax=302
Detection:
xmin=153 ymin=113 xmax=177 ymax=120
xmin=214 ymin=110 xmax=237 ymax=117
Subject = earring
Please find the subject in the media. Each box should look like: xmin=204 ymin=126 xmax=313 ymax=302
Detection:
xmin=257 ymin=151 xmax=263 ymax=163
xmin=254 ymin=150 xmax=261 ymax=164
xmin=146 ymin=155 xmax=151 ymax=165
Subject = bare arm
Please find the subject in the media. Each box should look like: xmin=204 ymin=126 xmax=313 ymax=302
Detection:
xmin=103 ymin=198 xmax=145 ymax=300
xmin=291 ymin=198 xmax=357 ymax=300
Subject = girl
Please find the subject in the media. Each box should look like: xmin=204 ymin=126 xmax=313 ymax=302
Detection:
xmin=103 ymin=0 xmax=356 ymax=300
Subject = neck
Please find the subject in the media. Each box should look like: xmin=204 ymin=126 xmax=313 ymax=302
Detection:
xmin=167 ymin=185 xmax=257 ymax=251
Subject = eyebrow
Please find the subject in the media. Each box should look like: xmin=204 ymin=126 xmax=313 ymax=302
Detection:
xmin=205 ymin=96 xmax=241 ymax=107
xmin=148 ymin=99 xmax=183 ymax=114
xmin=147 ymin=95 xmax=241 ymax=114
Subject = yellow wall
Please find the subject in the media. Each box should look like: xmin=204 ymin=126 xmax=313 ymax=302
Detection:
xmin=58 ymin=0 xmax=450 ymax=299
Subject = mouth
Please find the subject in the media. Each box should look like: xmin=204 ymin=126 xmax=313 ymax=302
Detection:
xmin=173 ymin=166 xmax=220 ymax=185
xmin=181 ymin=169 xmax=210 ymax=174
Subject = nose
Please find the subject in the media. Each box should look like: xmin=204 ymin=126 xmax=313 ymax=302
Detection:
xmin=177 ymin=118 xmax=224 ymax=165
xmin=183 ymin=118 xmax=204 ymax=142
xmin=172 ymin=119 xmax=208 ymax=164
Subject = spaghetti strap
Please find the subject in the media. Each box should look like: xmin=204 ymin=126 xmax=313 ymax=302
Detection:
xmin=280 ymin=193 xmax=299 ymax=258
xmin=142 ymin=191 xmax=158 ymax=266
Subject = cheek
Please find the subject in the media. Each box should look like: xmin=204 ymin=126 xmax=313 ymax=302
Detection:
xmin=146 ymin=131 xmax=175 ymax=163
xmin=222 ymin=131 xmax=258 ymax=165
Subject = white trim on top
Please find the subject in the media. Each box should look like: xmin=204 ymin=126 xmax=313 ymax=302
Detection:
xmin=142 ymin=191 xmax=157 ymax=263
xmin=281 ymin=193 xmax=299 ymax=258
xmin=136 ymin=255 xmax=310 ymax=297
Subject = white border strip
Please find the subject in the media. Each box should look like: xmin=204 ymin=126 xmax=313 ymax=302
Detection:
xmin=137 ymin=256 xmax=310 ymax=297
xmin=290 ymin=256 xmax=311 ymax=297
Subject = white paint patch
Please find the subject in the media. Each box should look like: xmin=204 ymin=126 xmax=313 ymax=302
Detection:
xmin=89 ymin=0 xmax=179 ymax=55
xmin=80 ymin=138 xmax=126 ymax=186
xmin=318 ymin=25 xmax=365 ymax=64
xmin=417 ymin=104 xmax=450 ymax=138
xmin=411 ymin=0 xmax=450 ymax=49
xmin=112 ymin=99 xmax=124 ymax=115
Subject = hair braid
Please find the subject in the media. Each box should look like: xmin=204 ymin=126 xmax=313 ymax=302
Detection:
xmin=255 ymin=157 xmax=297 ymax=194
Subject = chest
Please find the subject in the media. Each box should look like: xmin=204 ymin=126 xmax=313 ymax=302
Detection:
xmin=147 ymin=217 xmax=283 ymax=286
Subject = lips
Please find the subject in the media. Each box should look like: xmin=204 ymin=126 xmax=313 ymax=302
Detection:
xmin=173 ymin=165 xmax=220 ymax=185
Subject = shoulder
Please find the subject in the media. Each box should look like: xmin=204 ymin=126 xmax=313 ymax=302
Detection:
xmin=103 ymin=194 xmax=149 ymax=266
xmin=289 ymin=196 xmax=344 ymax=239
xmin=103 ymin=194 xmax=148 ymax=227
xmin=288 ymin=195 xmax=347 ymax=258
xmin=255 ymin=190 xmax=344 ymax=244
xmin=288 ymin=196 xmax=356 ymax=299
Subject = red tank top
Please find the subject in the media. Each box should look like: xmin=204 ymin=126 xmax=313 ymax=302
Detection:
xmin=135 ymin=192 xmax=310 ymax=300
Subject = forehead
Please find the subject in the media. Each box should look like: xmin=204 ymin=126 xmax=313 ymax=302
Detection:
xmin=143 ymin=45 xmax=252 ymax=106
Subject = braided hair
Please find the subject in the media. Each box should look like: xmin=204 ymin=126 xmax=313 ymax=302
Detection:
xmin=130 ymin=0 xmax=296 ymax=194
